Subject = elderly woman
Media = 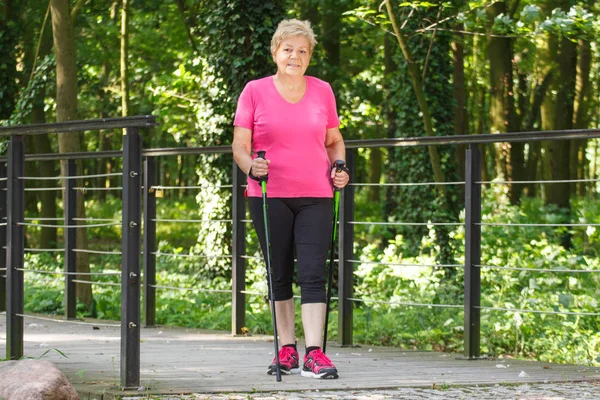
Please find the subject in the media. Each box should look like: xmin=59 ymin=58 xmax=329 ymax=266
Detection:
xmin=232 ymin=19 xmax=349 ymax=379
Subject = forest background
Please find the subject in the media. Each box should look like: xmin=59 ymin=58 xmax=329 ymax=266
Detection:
xmin=1 ymin=0 xmax=599 ymax=366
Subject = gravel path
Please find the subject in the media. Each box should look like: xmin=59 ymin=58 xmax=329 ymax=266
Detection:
xmin=123 ymin=381 xmax=600 ymax=400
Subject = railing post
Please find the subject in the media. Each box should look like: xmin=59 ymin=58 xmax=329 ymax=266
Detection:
xmin=464 ymin=144 xmax=482 ymax=359
xmin=6 ymin=135 xmax=24 ymax=360
xmin=0 ymin=162 xmax=6 ymax=313
xmin=231 ymin=162 xmax=246 ymax=335
xmin=143 ymin=157 xmax=157 ymax=327
xmin=65 ymin=159 xmax=77 ymax=319
xmin=338 ymin=149 xmax=355 ymax=347
xmin=121 ymin=127 xmax=142 ymax=389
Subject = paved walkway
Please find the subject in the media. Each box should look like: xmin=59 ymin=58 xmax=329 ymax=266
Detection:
xmin=1 ymin=315 xmax=599 ymax=399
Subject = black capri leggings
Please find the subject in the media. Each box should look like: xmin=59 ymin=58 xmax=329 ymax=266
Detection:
xmin=248 ymin=197 xmax=333 ymax=304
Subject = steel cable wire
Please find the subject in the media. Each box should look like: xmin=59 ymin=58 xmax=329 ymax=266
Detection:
xmin=74 ymin=187 xmax=123 ymax=192
xmin=346 ymin=297 xmax=463 ymax=308
xmin=153 ymin=252 xmax=231 ymax=259
xmin=24 ymin=187 xmax=63 ymax=192
xmin=24 ymin=248 xmax=65 ymax=252
xmin=479 ymin=222 xmax=600 ymax=227
xmin=479 ymin=178 xmax=600 ymax=185
xmin=350 ymin=181 xmax=465 ymax=187
xmin=153 ymin=218 xmax=232 ymax=224
xmin=350 ymin=221 xmax=463 ymax=226
xmin=477 ymin=306 xmax=600 ymax=317
xmin=150 ymin=184 xmax=233 ymax=190
xmin=15 ymin=313 xmax=120 ymax=327
xmin=18 ymin=172 xmax=121 ymax=180
xmin=18 ymin=221 xmax=120 ymax=228
xmin=17 ymin=268 xmax=120 ymax=276
xmin=73 ymin=279 xmax=121 ymax=287
xmin=151 ymin=285 xmax=231 ymax=294
xmin=476 ymin=264 xmax=599 ymax=273
xmin=73 ymin=249 xmax=122 ymax=255
xmin=349 ymin=259 xmax=462 ymax=268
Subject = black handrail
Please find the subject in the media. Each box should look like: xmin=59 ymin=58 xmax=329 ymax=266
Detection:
xmin=8 ymin=127 xmax=600 ymax=162
xmin=0 ymin=115 xmax=156 ymax=136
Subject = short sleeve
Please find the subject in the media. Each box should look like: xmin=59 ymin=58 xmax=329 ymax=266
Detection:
xmin=233 ymin=82 xmax=255 ymax=130
xmin=325 ymin=83 xmax=340 ymax=129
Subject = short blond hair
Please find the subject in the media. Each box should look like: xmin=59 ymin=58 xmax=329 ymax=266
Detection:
xmin=270 ymin=19 xmax=317 ymax=55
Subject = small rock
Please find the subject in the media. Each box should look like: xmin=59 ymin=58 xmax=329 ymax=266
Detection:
xmin=0 ymin=359 xmax=79 ymax=400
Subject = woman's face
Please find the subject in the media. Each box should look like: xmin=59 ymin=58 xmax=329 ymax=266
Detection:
xmin=272 ymin=35 xmax=311 ymax=78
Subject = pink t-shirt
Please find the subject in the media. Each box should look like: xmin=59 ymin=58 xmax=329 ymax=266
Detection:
xmin=234 ymin=75 xmax=340 ymax=198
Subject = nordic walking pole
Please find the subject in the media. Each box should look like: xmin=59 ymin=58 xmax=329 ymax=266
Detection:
xmin=323 ymin=159 xmax=345 ymax=354
xmin=257 ymin=150 xmax=282 ymax=382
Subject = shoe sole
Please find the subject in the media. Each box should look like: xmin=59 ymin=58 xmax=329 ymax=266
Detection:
xmin=267 ymin=367 xmax=300 ymax=375
xmin=301 ymin=369 xmax=339 ymax=379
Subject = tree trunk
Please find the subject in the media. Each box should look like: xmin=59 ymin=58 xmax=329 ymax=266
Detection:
xmin=541 ymin=35 xmax=576 ymax=209
xmin=385 ymin=0 xmax=447 ymax=199
xmin=523 ymin=72 xmax=552 ymax=197
xmin=97 ymin=62 xmax=112 ymax=200
xmin=32 ymin=93 xmax=58 ymax=248
xmin=368 ymin=126 xmax=383 ymax=203
xmin=486 ymin=1 xmax=522 ymax=204
xmin=0 ymin=0 xmax=18 ymax=119
xmin=28 ymin=11 xmax=58 ymax=248
xmin=321 ymin=0 xmax=341 ymax=89
xmin=572 ymin=38 xmax=592 ymax=196
xmin=298 ymin=0 xmax=319 ymax=26
xmin=121 ymin=0 xmax=129 ymax=121
xmin=452 ymin=26 xmax=467 ymax=185
xmin=51 ymin=0 xmax=93 ymax=312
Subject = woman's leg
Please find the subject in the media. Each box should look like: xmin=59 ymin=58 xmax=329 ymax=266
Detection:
xmin=301 ymin=302 xmax=326 ymax=347
xmin=292 ymin=198 xmax=338 ymax=379
xmin=291 ymin=198 xmax=333 ymax=345
xmin=274 ymin=298 xmax=296 ymax=345
xmin=248 ymin=197 xmax=296 ymax=345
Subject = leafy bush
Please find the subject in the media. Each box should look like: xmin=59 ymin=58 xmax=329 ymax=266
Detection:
xmin=21 ymin=194 xmax=600 ymax=366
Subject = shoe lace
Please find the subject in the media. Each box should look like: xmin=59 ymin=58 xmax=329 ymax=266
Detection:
xmin=311 ymin=349 xmax=333 ymax=367
xmin=279 ymin=346 xmax=297 ymax=362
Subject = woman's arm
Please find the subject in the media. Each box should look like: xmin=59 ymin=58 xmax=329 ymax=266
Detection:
xmin=324 ymin=127 xmax=349 ymax=188
xmin=232 ymin=126 xmax=269 ymax=177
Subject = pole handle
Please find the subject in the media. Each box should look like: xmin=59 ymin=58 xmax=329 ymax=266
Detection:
xmin=256 ymin=151 xmax=268 ymax=183
xmin=332 ymin=159 xmax=346 ymax=192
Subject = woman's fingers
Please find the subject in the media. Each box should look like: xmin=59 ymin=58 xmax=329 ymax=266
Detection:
xmin=252 ymin=158 xmax=269 ymax=176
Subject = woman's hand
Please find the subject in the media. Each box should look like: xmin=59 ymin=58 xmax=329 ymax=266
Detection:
xmin=250 ymin=157 xmax=270 ymax=178
xmin=330 ymin=166 xmax=349 ymax=189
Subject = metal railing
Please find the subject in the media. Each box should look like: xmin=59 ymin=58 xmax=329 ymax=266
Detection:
xmin=0 ymin=116 xmax=156 ymax=389
xmin=1 ymin=117 xmax=599 ymax=390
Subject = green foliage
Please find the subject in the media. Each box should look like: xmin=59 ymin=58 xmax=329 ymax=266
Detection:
xmin=6 ymin=55 xmax=56 ymax=126
xmin=0 ymin=4 xmax=20 ymax=120
xmin=21 ymin=192 xmax=600 ymax=366
xmin=348 ymin=194 xmax=600 ymax=365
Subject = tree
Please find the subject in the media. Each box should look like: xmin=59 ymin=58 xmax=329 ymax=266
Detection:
xmin=121 ymin=0 xmax=129 ymax=121
xmin=540 ymin=1 xmax=576 ymax=211
xmin=0 ymin=0 xmax=19 ymax=120
xmin=379 ymin=1 xmax=460 ymax=271
xmin=485 ymin=1 xmax=522 ymax=204
xmin=50 ymin=0 xmax=94 ymax=312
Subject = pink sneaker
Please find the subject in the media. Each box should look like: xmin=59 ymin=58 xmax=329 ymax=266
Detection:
xmin=301 ymin=348 xmax=339 ymax=379
xmin=267 ymin=346 xmax=300 ymax=375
